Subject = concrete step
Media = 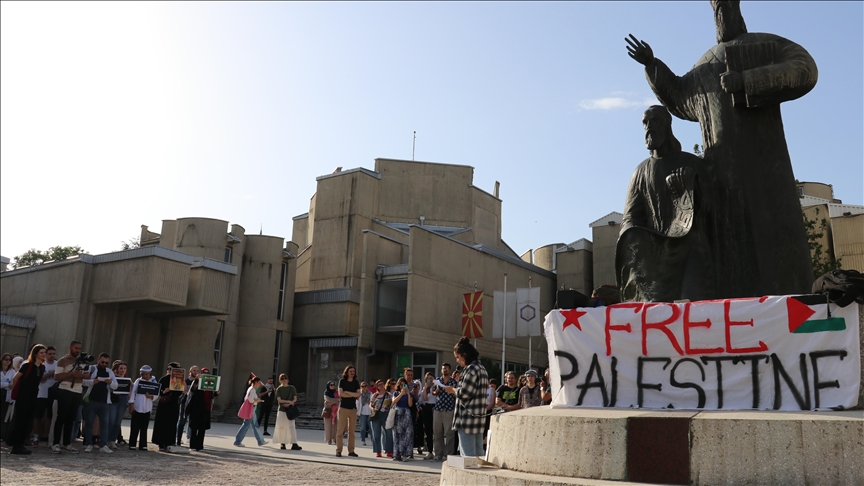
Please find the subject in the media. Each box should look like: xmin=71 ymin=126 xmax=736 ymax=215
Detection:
xmin=441 ymin=462 xmax=661 ymax=486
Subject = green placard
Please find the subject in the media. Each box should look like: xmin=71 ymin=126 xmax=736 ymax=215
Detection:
xmin=198 ymin=374 xmax=221 ymax=392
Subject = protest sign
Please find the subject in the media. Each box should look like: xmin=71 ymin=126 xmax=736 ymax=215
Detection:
xmin=198 ymin=374 xmax=221 ymax=392
xmin=136 ymin=380 xmax=161 ymax=396
xmin=545 ymin=296 xmax=860 ymax=410
xmin=115 ymin=377 xmax=132 ymax=395
xmin=169 ymin=368 xmax=186 ymax=392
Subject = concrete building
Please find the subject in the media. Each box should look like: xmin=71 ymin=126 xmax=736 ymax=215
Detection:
xmin=799 ymin=181 xmax=864 ymax=272
xmin=589 ymin=212 xmax=623 ymax=289
xmin=290 ymin=158 xmax=557 ymax=404
xmin=0 ymin=217 xmax=297 ymax=403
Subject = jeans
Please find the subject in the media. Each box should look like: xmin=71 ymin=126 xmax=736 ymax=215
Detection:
xmin=358 ymin=413 xmax=372 ymax=441
xmin=71 ymin=404 xmax=83 ymax=443
xmin=457 ymin=429 xmax=484 ymax=457
xmin=234 ymin=415 xmax=266 ymax=446
xmin=176 ymin=408 xmax=189 ymax=444
xmin=108 ymin=396 xmax=129 ymax=443
xmin=84 ymin=401 xmax=110 ymax=447
xmin=53 ymin=390 xmax=82 ymax=446
xmin=369 ymin=414 xmax=383 ymax=453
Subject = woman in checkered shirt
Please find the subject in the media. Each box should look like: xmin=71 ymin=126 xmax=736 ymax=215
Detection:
xmin=441 ymin=337 xmax=489 ymax=457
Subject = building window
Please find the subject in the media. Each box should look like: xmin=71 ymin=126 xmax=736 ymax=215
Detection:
xmin=213 ymin=320 xmax=225 ymax=376
xmin=377 ymin=279 xmax=407 ymax=327
xmin=273 ymin=330 xmax=283 ymax=376
xmin=224 ymin=246 xmax=233 ymax=263
xmin=277 ymin=262 xmax=287 ymax=320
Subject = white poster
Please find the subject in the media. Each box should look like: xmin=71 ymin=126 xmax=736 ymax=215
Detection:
xmin=492 ymin=291 xmax=516 ymax=339
xmin=516 ymin=287 xmax=542 ymax=337
xmin=544 ymin=296 xmax=860 ymax=411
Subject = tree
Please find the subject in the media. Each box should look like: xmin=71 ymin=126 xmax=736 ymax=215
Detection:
xmin=120 ymin=236 xmax=140 ymax=251
xmin=693 ymin=143 xmax=704 ymax=158
xmin=803 ymin=207 xmax=841 ymax=278
xmin=12 ymin=245 xmax=85 ymax=269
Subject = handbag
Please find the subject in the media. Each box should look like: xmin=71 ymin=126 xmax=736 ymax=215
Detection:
xmin=237 ymin=399 xmax=254 ymax=420
xmin=385 ymin=406 xmax=397 ymax=430
xmin=321 ymin=406 xmax=332 ymax=419
xmin=285 ymin=404 xmax=300 ymax=421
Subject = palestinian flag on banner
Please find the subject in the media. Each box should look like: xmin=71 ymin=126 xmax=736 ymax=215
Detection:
xmin=787 ymin=295 xmax=848 ymax=333
xmin=462 ymin=291 xmax=484 ymax=338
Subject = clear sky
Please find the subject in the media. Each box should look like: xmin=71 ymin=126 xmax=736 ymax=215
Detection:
xmin=2 ymin=1 xmax=861 ymax=262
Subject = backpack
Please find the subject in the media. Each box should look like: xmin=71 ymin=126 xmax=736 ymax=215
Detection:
xmin=812 ymin=269 xmax=864 ymax=308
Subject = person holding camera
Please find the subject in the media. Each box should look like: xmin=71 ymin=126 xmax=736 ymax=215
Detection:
xmin=51 ymin=340 xmax=90 ymax=453
xmin=391 ymin=376 xmax=415 ymax=461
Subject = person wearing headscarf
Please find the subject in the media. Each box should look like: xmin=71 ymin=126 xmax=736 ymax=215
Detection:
xmin=151 ymin=362 xmax=183 ymax=451
xmin=322 ymin=380 xmax=339 ymax=445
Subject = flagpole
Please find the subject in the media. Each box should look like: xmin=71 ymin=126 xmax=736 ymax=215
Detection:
xmin=473 ymin=281 xmax=478 ymax=348
xmin=501 ymin=273 xmax=507 ymax=385
xmin=528 ymin=276 xmax=532 ymax=370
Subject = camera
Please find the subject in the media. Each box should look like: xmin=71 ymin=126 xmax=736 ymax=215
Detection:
xmin=74 ymin=352 xmax=95 ymax=371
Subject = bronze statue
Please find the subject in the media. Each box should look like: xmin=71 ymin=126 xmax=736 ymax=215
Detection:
xmin=617 ymin=106 xmax=715 ymax=302
xmin=626 ymin=0 xmax=816 ymax=299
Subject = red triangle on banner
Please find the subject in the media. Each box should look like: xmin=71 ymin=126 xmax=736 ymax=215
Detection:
xmin=787 ymin=297 xmax=816 ymax=333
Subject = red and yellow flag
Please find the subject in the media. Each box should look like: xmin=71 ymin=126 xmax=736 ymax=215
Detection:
xmin=462 ymin=291 xmax=484 ymax=338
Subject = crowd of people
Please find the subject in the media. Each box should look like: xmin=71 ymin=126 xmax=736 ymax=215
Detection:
xmin=321 ymin=337 xmax=553 ymax=461
xmin=3 ymin=337 xmax=552 ymax=459
xmin=0 ymin=340 xmax=230 ymax=455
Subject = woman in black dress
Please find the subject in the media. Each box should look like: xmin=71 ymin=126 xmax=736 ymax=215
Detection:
xmin=185 ymin=366 xmax=218 ymax=451
xmin=8 ymin=344 xmax=47 ymax=455
xmin=151 ymin=362 xmax=183 ymax=451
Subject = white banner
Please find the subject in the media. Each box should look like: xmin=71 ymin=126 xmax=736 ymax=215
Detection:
xmin=516 ymin=287 xmax=542 ymax=337
xmin=544 ymin=296 xmax=860 ymax=411
xmin=493 ymin=291 xmax=516 ymax=339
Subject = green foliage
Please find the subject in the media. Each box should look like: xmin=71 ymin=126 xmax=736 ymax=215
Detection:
xmin=120 ymin=236 xmax=140 ymax=251
xmin=802 ymin=207 xmax=842 ymax=278
xmin=12 ymin=245 xmax=85 ymax=269
xmin=480 ymin=357 xmax=501 ymax=384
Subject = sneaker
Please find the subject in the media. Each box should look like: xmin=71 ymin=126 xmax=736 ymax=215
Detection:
xmin=386 ymin=452 xmax=393 ymax=458
xmin=424 ymin=452 xmax=435 ymax=460
xmin=129 ymin=446 xmax=137 ymax=451
xmin=108 ymin=442 xmax=118 ymax=450
xmin=263 ymin=431 xmax=270 ymax=436
xmin=32 ymin=438 xmax=39 ymax=447
xmin=258 ymin=441 xmax=269 ymax=447
xmin=280 ymin=444 xmax=286 ymax=450
xmin=84 ymin=445 xmax=93 ymax=453
xmin=393 ymin=456 xmax=403 ymax=461
xmin=433 ymin=456 xmax=443 ymax=462
xmin=10 ymin=446 xmax=31 ymax=455
xmin=405 ymin=456 xmax=414 ymax=461
xmin=348 ymin=452 xmax=358 ymax=457
xmin=291 ymin=444 xmax=302 ymax=451
xmin=117 ymin=439 xmax=128 ymax=446
xmin=63 ymin=445 xmax=79 ymax=453
xmin=51 ymin=444 xmax=63 ymax=454
xmin=233 ymin=443 xmax=245 ymax=447
xmin=100 ymin=445 xmax=113 ymax=453
xmin=376 ymin=452 xmax=382 ymax=457
xmin=361 ymin=440 xmax=367 ymax=446
xmin=336 ymin=452 xmax=342 ymax=457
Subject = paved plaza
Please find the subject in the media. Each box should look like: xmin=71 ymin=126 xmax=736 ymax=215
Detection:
xmin=0 ymin=421 xmax=442 ymax=485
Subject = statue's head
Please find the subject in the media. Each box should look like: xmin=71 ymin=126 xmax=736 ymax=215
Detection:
xmin=643 ymin=105 xmax=681 ymax=155
xmin=711 ymin=0 xmax=747 ymax=43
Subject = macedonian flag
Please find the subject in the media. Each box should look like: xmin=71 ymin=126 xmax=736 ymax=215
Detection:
xmin=462 ymin=291 xmax=484 ymax=338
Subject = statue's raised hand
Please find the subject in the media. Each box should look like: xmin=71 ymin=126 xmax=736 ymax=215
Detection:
xmin=626 ymin=34 xmax=654 ymax=66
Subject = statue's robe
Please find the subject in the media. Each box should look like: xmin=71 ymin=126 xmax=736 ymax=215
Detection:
xmin=616 ymin=152 xmax=715 ymax=302
xmin=645 ymin=32 xmax=817 ymax=297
